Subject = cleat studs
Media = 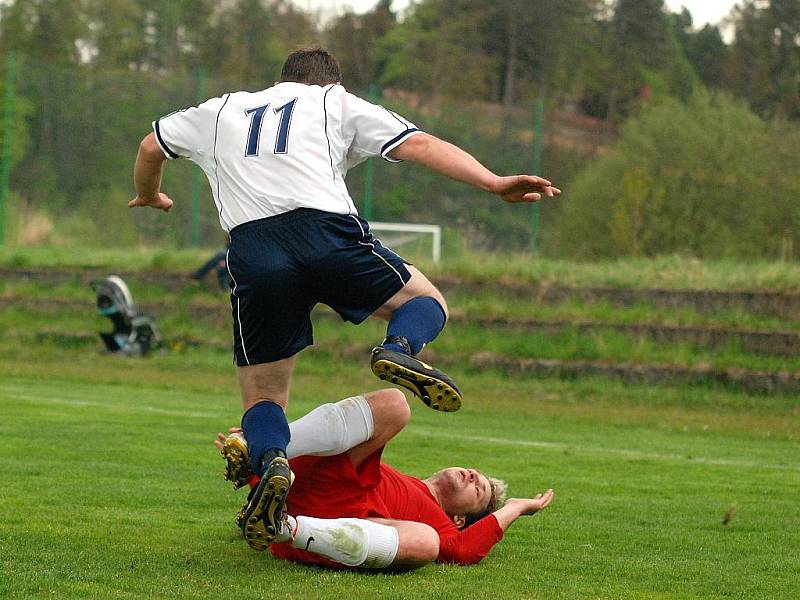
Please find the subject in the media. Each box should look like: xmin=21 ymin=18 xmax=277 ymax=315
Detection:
xmin=437 ymin=384 xmax=443 ymax=390
xmin=267 ymin=482 xmax=275 ymax=490
xmin=379 ymin=374 xmax=387 ymax=380
xmin=423 ymin=396 xmax=431 ymax=405
xmin=426 ymin=379 xmax=435 ymax=385
xmin=444 ymin=389 xmax=451 ymax=395
xmin=432 ymin=403 xmax=440 ymax=410
xmin=437 ymin=394 xmax=443 ymax=400
xmin=391 ymin=377 xmax=398 ymax=383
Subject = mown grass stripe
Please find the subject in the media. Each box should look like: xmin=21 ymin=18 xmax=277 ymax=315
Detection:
xmin=4 ymin=386 xmax=796 ymax=473
xmin=407 ymin=428 xmax=800 ymax=473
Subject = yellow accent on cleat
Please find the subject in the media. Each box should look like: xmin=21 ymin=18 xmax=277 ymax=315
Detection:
xmin=370 ymin=357 xmax=462 ymax=412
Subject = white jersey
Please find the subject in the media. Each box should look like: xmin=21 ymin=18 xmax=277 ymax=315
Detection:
xmin=153 ymin=82 xmax=421 ymax=231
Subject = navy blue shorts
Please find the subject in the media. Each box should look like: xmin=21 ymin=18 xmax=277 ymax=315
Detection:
xmin=226 ymin=208 xmax=411 ymax=366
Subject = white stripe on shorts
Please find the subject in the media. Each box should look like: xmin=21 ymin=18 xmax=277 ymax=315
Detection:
xmin=348 ymin=215 xmax=406 ymax=285
xmin=226 ymin=247 xmax=250 ymax=365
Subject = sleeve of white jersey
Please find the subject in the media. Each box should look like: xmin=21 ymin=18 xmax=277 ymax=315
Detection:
xmin=341 ymin=91 xmax=422 ymax=167
xmin=152 ymin=95 xmax=229 ymax=162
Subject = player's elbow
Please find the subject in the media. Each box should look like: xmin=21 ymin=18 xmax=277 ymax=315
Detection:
xmin=139 ymin=132 xmax=165 ymax=161
xmin=439 ymin=539 xmax=490 ymax=566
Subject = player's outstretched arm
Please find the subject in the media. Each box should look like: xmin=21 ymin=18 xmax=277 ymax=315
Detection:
xmin=129 ymin=132 xmax=173 ymax=213
xmin=492 ymin=488 xmax=554 ymax=531
xmin=387 ymin=133 xmax=561 ymax=203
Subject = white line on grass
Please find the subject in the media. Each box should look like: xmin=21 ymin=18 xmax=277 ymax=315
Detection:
xmin=405 ymin=428 xmax=800 ymax=473
xmin=4 ymin=387 xmax=798 ymax=473
xmin=3 ymin=391 xmax=227 ymax=420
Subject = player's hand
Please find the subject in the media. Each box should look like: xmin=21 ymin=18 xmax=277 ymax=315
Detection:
xmin=213 ymin=427 xmax=243 ymax=452
xmin=128 ymin=193 xmax=174 ymax=212
xmin=489 ymin=175 xmax=561 ymax=203
xmin=506 ymin=489 xmax=554 ymax=515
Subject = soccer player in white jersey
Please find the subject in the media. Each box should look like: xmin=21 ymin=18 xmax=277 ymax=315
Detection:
xmin=129 ymin=47 xmax=560 ymax=552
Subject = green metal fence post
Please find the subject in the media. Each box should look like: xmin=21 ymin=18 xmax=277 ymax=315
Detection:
xmin=0 ymin=51 xmax=16 ymax=247
xmin=190 ymin=67 xmax=206 ymax=247
xmin=530 ymin=98 xmax=544 ymax=254
xmin=363 ymin=82 xmax=378 ymax=220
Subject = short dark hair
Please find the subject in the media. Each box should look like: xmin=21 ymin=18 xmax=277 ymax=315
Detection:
xmin=280 ymin=47 xmax=342 ymax=86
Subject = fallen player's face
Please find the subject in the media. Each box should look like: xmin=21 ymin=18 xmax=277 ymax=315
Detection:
xmin=434 ymin=467 xmax=492 ymax=516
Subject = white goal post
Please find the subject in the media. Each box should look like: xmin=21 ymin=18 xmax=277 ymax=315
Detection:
xmin=369 ymin=222 xmax=442 ymax=263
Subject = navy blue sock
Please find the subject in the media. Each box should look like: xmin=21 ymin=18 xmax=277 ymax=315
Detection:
xmin=241 ymin=401 xmax=290 ymax=476
xmin=383 ymin=296 xmax=446 ymax=355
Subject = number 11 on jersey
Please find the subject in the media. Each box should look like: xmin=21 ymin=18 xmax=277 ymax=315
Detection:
xmin=244 ymin=98 xmax=297 ymax=157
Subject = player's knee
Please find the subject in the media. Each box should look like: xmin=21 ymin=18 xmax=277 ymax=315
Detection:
xmin=386 ymin=389 xmax=411 ymax=426
xmin=432 ymin=293 xmax=449 ymax=321
xmin=368 ymin=388 xmax=410 ymax=424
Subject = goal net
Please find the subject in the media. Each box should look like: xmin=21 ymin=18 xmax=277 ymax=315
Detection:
xmin=369 ymin=222 xmax=442 ymax=263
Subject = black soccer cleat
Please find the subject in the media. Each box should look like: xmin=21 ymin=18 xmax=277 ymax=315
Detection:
xmin=370 ymin=345 xmax=462 ymax=412
xmin=235 ymin=486 xmax=257 ymax=532
xmin=243 ymin=456 xmax=294 ymax=551
xmin=220 ymin=432 xmax=253 ymax=490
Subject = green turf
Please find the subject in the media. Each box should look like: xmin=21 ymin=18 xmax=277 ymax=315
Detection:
xmin=1 ymin=345 xmax=798 ymax=599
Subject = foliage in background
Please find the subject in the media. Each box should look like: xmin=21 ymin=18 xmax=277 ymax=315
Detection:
xmin=554 ymin=89 xmax=800 ymax=260
xmin=0 ymin=0 xmax=797 ymax=258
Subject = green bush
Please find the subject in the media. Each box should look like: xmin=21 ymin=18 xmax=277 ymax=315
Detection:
xmin=553 ymin=89 xmax=800 ymax=260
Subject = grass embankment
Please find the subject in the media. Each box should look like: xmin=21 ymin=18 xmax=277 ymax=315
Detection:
xmin=2 ymin=245 xmax=800 ymax=291
xmin=3 ymin=277 xmax=799 ymax=377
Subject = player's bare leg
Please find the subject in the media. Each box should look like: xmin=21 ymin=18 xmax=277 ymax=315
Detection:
xmin=270 ymin=514 xmax=437 ymax=570
xmin=237 ymin=356 xmax=296 ymax=412
xmin=367 ymin=518 xmax=439 ymax=569
xmin=371 ymin=265 xmax=462 ymax=412
xmin=236 ymin=356 xmax=297 ymax=550
xmin=346 ymin=389 xmax=410 ymax=468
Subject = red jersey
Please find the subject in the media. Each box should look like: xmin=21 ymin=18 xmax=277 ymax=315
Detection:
xmin=270 ymin=448 xmax=503 ymax=568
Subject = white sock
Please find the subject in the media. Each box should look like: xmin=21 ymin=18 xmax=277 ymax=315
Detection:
xmin=286 ymin=396 xmax=373 ymax=458
xmin=291 ymin=516 xmax=399 ymax=569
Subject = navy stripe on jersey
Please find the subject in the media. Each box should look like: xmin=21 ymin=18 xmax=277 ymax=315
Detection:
xmin=322 ymin=85 xmax=337 ymax=182
xmin=381 ymin=106 xmax=412 ymax=129
xmin=213 ymin=94 xmax=232 ymax=227
xmin=380 ymin=128 xmax=420 ymax=159
xmin=322 ymin=85 xmax=356 ymax=214
xmin=154 ymin=120 xmax=180 ymax=159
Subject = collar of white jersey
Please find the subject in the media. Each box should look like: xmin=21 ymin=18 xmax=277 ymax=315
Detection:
xmin=272 ymin=81 xmax=341 ymax=91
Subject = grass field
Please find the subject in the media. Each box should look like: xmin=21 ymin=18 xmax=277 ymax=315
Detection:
xmin=1 ymin=341 xmax=798 ymax=599
xmin=1 ymin=249 xmax=798 ymax=598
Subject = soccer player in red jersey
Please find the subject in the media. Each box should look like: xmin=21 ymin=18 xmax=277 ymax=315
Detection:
xmin=216 ymin=388 xmax=553 ymax=570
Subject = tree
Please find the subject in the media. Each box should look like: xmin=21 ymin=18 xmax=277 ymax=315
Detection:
xmin=0 ymin=0 xmax=86 ymax=66
xmin=201 ymin=0 xmax=317 ymax=88
xmin=554 ymin=89 xmax=798 ymax=260
xmin=325 ymin=0 xmax=396 ymax=92
xmin=377 ymin=0 xmax=497 ymax=101
xmin=726 ymin=0 xmax=800 ymax=120
xmin=482 ymin=0 xmax=600 ymax=107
